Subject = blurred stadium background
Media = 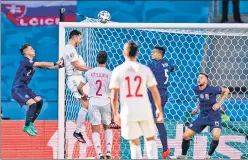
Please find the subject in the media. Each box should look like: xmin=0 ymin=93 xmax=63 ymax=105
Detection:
xmin=1 ymin=1 xmax=248 ymax=159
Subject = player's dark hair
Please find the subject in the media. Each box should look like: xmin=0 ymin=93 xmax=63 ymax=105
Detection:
xmin=97 ymin=51 xmax=108 ymax=64
xmin=200 ymin=72 xmax=208 ymax=79
xmin=20 ymin=43 xmax=31 ymax=55
xmin=128 ymin=42 xmax=138 ymax=58
xmin=69 ymin=30 xmax=81 ymax=39
xmin=154 ymin=46 xmax=166 ymax=57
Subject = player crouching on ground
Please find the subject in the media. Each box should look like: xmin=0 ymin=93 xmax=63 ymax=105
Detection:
xmin=177 ymin=73 xmax=230 ymax=159
xmin=11 ymin=44 xmax=63 ymax=136
xmin=78 ymin=51 xmax=113 ymax=159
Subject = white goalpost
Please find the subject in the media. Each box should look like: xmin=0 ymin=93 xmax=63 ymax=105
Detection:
xmin=58 ymin=21 xmax=248 ymax=159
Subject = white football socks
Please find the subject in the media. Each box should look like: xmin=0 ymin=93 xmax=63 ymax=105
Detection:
xmin=75 ymin=108 xmax=87 ymax=133
xmin=92 ymin=132 xmax=103 ymax=158
xmin=105 ymin=129 xmax=112 ymax=153
xmin=146 ymin=140 xmax=158 ymax=159
xmin=130 ymin=144 xmax=142 ymax=159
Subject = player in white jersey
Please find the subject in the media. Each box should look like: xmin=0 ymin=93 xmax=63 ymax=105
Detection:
xmin=78 ymin=51 xmax=112 ymax=159
xmin=63 ymin=30 xmax=91 ymax=143
xmin=109 ymin=42 xmax=164 ymax=159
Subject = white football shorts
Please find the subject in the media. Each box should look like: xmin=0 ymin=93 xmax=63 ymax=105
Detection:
xmin=66 ymin=75 xmax=85 ymax=99
xmin=121 ymin=118 xmax=156 ymax=140
xmin=88 ymin=100 xmax=111 ymax=126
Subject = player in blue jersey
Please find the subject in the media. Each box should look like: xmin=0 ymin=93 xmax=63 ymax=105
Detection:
xmin=148 ymin=46 xmax=175 ymax=159
xmin=177 ymin=73 xmax=230 ymax=159
xmin=11 ymin=44 xmax=63 ymax=136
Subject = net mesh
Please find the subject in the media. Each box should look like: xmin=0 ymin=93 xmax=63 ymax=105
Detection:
xmin=63 ymin=19 xmax=248 ymax=159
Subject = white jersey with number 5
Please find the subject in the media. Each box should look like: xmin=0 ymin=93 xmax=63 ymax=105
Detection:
xmin=85 ymin=67 xmax=111 ymax=104
xmin=109 ymin=61 xmax=157 ymax=122
xmin=63 ymin=44 xmax=86 ymax=76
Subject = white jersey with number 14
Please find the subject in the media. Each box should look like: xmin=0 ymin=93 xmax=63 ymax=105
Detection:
xmin=109 ymin=61 xmax=158 ymax=122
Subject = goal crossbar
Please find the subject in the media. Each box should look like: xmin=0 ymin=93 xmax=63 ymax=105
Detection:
xmin=59 ymin=22 xmax=248 ymax=29
xmin=58 ymin=22 xmax=248 ymax=159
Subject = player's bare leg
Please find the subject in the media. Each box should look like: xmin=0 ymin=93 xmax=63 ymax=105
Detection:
xmin=145 ymin=136 xmax=158 ymax=159
xmin=177 ymin=129 xmax=196 ymax=159
xmin=23 ymin=99 xmax=38 ymax=136
xmin=73 ymin=98 xmax=88 ymax=143
xmin=29 ymin=96 xmax=43 ymax=134
xmin=91 ymin=124 xmax=104 ymax=159
xmin=205 ymin=128 xmax=221 ymax=159
xmin=103 ymin=124 xmax=112 ymax=159
xmin=129 ymin=138 xmax=142 ymax=159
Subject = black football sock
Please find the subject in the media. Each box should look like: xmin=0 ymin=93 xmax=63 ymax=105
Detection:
xmin=208 ymin=140 xmax=219 ymax=156
xmin=25 ymin=103 xmax=37 ymax=126
xmin=32 ymin=99 xmax=43 ymax=122
xmin=182 ymin=139 xmax=190 ymax=155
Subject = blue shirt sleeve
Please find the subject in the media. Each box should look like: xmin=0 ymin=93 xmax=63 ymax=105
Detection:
xmin=212 ymin=86 xmax=222 ymax=95
xmin=22 ymin=59 xmax=36 ymax=68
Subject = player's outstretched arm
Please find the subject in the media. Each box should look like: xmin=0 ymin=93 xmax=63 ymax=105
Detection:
xmin=34 ymin=58 xmax=63 ymax=69
xmin=213 ymin=87 xmax=230 ymax=110
xmin=71 ymin=60 xmax=91 ymax=71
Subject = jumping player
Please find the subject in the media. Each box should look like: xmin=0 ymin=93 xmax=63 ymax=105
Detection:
xmin=110 ymin=42 xmax=164 ymax=159
xmin=63 ymin=30 xmax=91 ymax=143
xmin=11 ymin=44 xmax=63 ymax=136
xmin=147 ymin=46 xmax=175 ymax=158
xmin=78 ymin=51 xmax=112 ymax=159
xmin=177 ymin=73 xmax=230 ymax=159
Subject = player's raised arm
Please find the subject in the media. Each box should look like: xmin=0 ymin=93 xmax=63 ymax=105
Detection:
xmin=19 ymin=43 xmax=63 ymax=69
xmin=213 ymin=87 xmax=230 ymax=110
xmin=33 ymin=57 xmax=63 ymax=69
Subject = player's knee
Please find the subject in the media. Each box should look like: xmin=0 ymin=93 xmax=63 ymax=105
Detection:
xmin=34 ymin=96 xmax=42 ymax=102
xmin=91 ymin=125 xmax=100 ymax=133
xmin=212 ymin=128 xmax=221 ymax=140
xmin=130 ymin=139 xmax=140 ymax=146
xmin=213 ymin=134 xmax=220 ymax=140
xmin=26 ymin=99 xmax=36 ymax=106
xmin=103 ymin=124 xmax=110 ymax=130
xmin=146 ymin=136 xmax=155 ymax=141
xmin=183 ymin=133 xmax=192 ymax=140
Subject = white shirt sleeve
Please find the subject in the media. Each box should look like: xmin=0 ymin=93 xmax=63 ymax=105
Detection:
xmin=109 ymin=68 xmax=120 ymax=89
xmin=147 ymin=67 xmax=157 ymax=87
xmin=68 ymin=48 xmax=79 ymax=62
